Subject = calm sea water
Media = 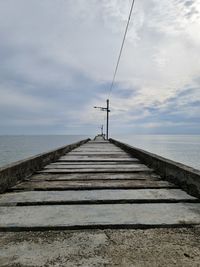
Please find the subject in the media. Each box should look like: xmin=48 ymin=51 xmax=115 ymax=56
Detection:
xmin=113 ymin=135 xmax=200 ymax=170
xmin=0 ymin=135 xmax=199 ymax=170
xmin=0 ymin=135 xmax=87 ymax=168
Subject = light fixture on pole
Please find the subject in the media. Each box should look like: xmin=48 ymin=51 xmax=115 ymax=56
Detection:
xmin=94 ymin=99 xmax=110 ymax=140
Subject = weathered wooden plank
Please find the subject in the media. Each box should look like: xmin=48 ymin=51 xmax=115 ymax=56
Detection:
xmin=0 ymin=189 xmax=196 ymax=206
xmin=30 ymin=172 xmax=159 ymax=181
xmin=11 ymin=179 xmax=177 ymax=190
xmin=0 ymin=203 xmax=200 ymax=230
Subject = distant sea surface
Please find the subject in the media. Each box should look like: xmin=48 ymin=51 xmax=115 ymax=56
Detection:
xmin=113 ymin=135 xmax=200 ymax=170
xmin=0 ymin=135 xmax=199 ymax=170
xmin=0 ymin=135 xmax=88 ymax=168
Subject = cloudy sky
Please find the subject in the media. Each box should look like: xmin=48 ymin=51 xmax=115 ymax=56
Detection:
xmin=0 ymin=0 xmax=200 ymax=135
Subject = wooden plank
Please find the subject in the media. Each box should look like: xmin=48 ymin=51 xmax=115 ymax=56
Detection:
xmin=0 ymin=203 xmax=200 ymax=230
xmin=11 ymin=179 xmax=177 ymax=190
xmin=0 ymin=189 xmax=197 ymax=206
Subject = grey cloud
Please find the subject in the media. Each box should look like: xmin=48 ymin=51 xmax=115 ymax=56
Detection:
xmin=184 ymin=0 xmax=194 ymax=7
xmin=0 ymin=0 xmax=199 ymax=134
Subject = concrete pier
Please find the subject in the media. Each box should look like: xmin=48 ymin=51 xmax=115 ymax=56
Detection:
xmin=0 ymin=135 xmax=200 ymax=266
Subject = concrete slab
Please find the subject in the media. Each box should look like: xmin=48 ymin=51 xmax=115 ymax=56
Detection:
xmin=78 ymin=147 xmax=119 ymax=150
xmin=45 ymin=163 xmax=147 ymax=169
xmin=30 ymin=172 xmax=159 ymax=181
xmin=63 ymin=155 xmax=133 ymax=160
xmin=0 ymin=203 xmax=200 ymax=230
xmin=56 ymin=160 xmax=140 ymax=164
xmin=80 ymin=142 xmax=113 ymax=144
xmin=73 ymin=146 xmax=123 ymax=149
xmin=68 ymin=151 xmax=130 ymax=155
xmin=12 ymin=179 xmax=176 ymax=190
xmin=1 ymin=229 xmax=200 ymax=266
xmin=40 ymin=167 xmax=152 ymax=173
xmin=0 ymin=189 xmax=196 ymax=206
xmin=59 ymin=156 xmax=135 ymax=161
xmin=78 ymin=148 xmax=117 ymax=150
xmin=73 ymin=150 xmax=124 ymax=153
xmin=81 ymin=146 xmax=117 ymax=148
xmin=88 ymin=141 xmax=109 ymax=143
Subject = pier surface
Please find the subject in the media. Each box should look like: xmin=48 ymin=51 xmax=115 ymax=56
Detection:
xmin=0 ymin=136 xmax=200 ymax=266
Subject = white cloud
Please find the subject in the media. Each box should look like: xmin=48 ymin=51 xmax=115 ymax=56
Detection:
xmin=0 ymin=87 xmax=48 ymax=111
xmin=0 ymin=0 xmax=199 ymax=133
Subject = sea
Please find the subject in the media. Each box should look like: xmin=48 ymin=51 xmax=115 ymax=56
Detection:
xmin=0 ymin=135 xmax=200 ymax=170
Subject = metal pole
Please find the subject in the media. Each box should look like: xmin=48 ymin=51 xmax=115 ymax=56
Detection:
xmin=106 ymin=99 xmax=109 ymax=140
xmin=93 ymin=101 xmax=110 ymax=140
xmin=101 ymin=125 xmax=103 ymax=135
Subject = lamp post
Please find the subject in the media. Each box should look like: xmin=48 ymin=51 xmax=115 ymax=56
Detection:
xmin=94 ymin=99 xmax=110 ymax=140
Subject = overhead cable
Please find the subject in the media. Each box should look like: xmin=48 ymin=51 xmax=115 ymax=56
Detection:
xmin=108 ymin=0 xmax=136 ymax=98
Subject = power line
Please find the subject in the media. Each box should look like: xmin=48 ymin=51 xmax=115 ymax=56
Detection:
xmin=108 ymin=0 xmax=136 ymax=98
xmin=94 ymin=1 xmax=136 ymax=136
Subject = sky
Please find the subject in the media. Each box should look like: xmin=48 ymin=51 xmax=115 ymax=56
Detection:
xmin=0 ymin=0 xmax=200 ymax=135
